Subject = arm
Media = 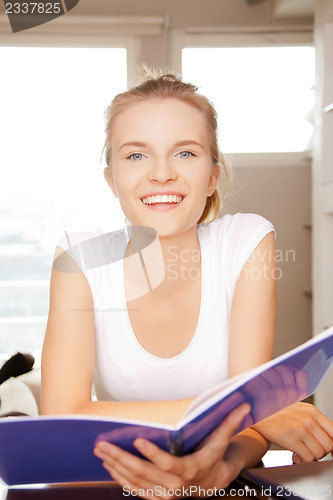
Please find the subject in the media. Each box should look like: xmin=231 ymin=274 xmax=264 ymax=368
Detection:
xmin=228 ymin=236 xmax=333 ymax=463
xmin=225 ymin=231 xmax=276 ymax=466
xmin=41 ymin=248 xmax=192 ymax=425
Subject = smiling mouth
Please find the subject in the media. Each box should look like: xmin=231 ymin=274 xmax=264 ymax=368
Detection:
xmin=141 ymin=194 xmax=185 ymax=206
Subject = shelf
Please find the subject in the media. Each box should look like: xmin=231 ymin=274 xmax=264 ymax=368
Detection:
xmin=323 ymin=103 xmax=333 ymax=113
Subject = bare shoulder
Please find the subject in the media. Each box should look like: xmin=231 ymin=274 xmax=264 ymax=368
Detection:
xmin=242 ymin=230 xmax=276 ymax=269
xmin=48 ymin=247 xmax=93 ymax=308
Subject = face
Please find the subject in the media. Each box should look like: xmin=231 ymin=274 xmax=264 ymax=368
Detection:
xmin=106 ymin=98 xmax=219 ymax=238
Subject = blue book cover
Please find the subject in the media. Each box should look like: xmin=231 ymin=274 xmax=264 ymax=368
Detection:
xmin=0 ymin=326 xmax=332 ymax=486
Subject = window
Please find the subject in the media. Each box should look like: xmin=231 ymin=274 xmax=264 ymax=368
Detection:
xmin=182 ymin=45 xmax=315 ymax=153
xmin=0 ymin=46 xmax=127 ymax=360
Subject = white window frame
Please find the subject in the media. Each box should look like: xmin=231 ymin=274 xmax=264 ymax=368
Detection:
xmin=0 ymin=13 xmax=165 ymax=85
xmin=169 ymin=27 xmax=314 ymax=166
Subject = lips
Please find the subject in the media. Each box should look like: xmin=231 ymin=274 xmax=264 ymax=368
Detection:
xmin=141 ymin=194 xmax=185 ymax=205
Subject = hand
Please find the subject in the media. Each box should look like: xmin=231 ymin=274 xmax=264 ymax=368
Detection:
xmin=94 ymin=403 xmax=250 ymax=499
xmin=243 ymin=365 xmax=308 ymax=422
xmin=253 ymin=402 xmax=333 ymax=463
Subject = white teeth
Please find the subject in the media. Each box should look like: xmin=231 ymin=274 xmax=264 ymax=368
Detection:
xmin=142 ymin=194 xmax=183 ymax=205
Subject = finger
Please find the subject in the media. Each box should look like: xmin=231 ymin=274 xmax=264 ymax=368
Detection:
xmin=261 ymin=368 xmax=283 ymax=388
xmin=274 ymin=365 xmax=296 ymax=386
xmin=290 ymin=432 xmax=325 ymax=463
xmin=295 ymin=405 xmax=333 ymax=457
xmin=259 ymin=369 xmax=289 ymax=414
xmin=197 ymin=403 xmax=251 ymax=462
xmin=315 ymin=411 xmax=333 ymax=442
xmin=135 ymin=437 xmax=214 ymax=486
xmin=274 ymin=366 xmax=299 ymax=406
xmin=292 ymin=453 xmax=301 ymax=464
xmin=95 ymin=442 xmax=156 ymax=483
xmin=294 ymin=369 xmax=308 ymax=399
xmin=134 ymin=438 xmax=184 ymax=477
xmin=243 ymin=375 xmax=270 ymax=397
xmin=290 ymin=442 xmax=316 ymax=463
xmin=242 ymin=413 xmax=254 ymax=429
xmin=305 ymin=418 xmax=333 ymax=456
xmin=103 ymin=457 xmax=162 ymax=493
xmin=105 ymin=465 xmax=157 ymax=500
xmin=94 ymin=441 xmax=143 ymax=473
xmin=95 ymin=441 xmax=181 ymax=490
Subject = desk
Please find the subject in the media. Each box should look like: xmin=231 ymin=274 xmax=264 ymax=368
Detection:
xmin=0 ymin=451 xmax=301 ymax=500
xmin=237 ymin=452 xmax=333 ymax=500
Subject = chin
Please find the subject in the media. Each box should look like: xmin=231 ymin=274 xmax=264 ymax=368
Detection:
xmin=155 ymin=223 xmax=197 ymax=240
xmin=125 ymin=211 xmax=199 ymax=238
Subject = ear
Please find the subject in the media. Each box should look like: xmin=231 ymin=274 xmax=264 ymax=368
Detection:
xmin=207 ymin=165 xmax=220 ymax=197
xmin=104 ymin=167 xmax=118 ymax=198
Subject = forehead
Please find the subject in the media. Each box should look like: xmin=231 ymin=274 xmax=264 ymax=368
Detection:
xmin=111 ymin=98 xmax=209 ymax=149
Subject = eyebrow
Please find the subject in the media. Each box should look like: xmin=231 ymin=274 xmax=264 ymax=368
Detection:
xmin=118 ymin=140 xmax=204 ymax=152
xmin=173 ymin=140 xmax=204 ymax=149
xmin=118 ymin=141 xmax=147 ymax=152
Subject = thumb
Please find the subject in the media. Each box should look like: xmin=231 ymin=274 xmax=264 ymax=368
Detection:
xmin=198 ymin=403 xmax=251 ymax=461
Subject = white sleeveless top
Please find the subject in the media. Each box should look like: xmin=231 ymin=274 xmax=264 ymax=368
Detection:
xmin=58 ymin=213 xmax=274 ymax=402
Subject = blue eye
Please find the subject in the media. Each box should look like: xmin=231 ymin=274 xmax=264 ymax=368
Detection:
xmin=128 ymin=153 xmax=144 ymax=160
xmin=177 ymin=151 xmax=195 ymax=159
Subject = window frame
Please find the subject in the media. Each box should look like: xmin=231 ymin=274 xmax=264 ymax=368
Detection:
xmin=0 ymin=13 xmax=166 ymax=84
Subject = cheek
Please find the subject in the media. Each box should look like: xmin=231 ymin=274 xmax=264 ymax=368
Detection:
xmin=113 ymin=163 xmax=141 ymax=188
xmin=111 ymin=171 xmax=142 ymax=213
xmin=195 ymin=167 xmax=216 ymax=193
xmin=111 ymin=169 xmax=131 ymax=196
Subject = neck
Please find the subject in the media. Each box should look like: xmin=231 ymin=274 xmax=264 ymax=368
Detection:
xmin=157 ymin=226 xmax=201 ymax=283
xmin=158 ymin=225 xmax=199 ymax=252
xmin=125 ymin=225 xmax=201 ymax=299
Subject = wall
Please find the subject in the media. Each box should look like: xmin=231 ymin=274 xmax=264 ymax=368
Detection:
xmin=227 ymin=155 xmax=312 ymax=356
xmin=67 ymin=0 xmax=314 ymax=68
xmin=70 ymin=0 xmax=312 ymax=28
xmin=312 ymin=0 xmax=333 ymax=419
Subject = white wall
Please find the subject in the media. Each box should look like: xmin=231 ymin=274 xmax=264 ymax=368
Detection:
xmin=227 ymin=155 xmax=312 ymax=357
xmin=18 ymin=0 xmax=312 ymax=68
xmin=312 ymin=0 xmax=333 ymax=419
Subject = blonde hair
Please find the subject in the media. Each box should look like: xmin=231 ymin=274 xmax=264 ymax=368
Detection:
xmin=103 ymin=68 xmax=231 ymax=224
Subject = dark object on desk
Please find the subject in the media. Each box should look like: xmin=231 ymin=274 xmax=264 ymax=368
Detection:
xmin=0 ymin=353 xmax=35 ymax=385
xmin=240 ymin=458 xmax=333 ymax=500
xmin=3 ymin=483 xmax=131 ymax=500
xmin=3 ymin=481 xmax=252 ymax=500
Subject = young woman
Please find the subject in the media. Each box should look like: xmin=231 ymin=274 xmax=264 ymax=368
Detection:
xmin=42 ymin=70 xmax=333 ymax=496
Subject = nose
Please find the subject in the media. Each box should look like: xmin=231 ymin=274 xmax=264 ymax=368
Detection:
xmin=147 ymin=158 xmax=177 ymax=183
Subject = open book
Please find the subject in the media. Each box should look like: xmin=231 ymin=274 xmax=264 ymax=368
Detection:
xmin=0 ymin=326 xmax=332 ymax=486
